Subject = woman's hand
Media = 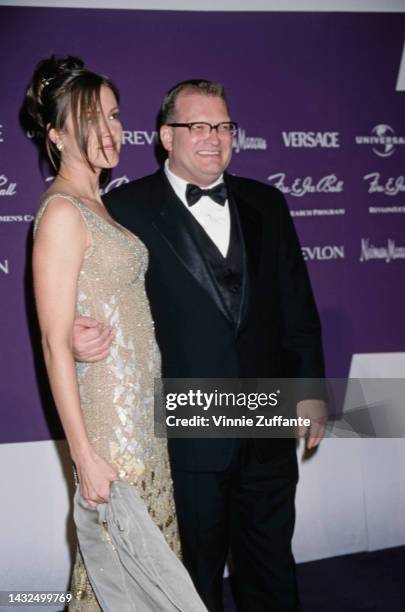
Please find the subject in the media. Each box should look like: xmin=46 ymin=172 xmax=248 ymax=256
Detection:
xmin=74 ymin=448 xmax=119 ymax=509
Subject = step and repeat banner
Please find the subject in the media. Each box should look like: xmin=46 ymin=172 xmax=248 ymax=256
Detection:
xmin=1 ymin=7 xmax=405 ymax=446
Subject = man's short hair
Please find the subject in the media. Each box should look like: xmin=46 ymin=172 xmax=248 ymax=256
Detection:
xmin=160 ymin=79 xmax=228 ymax=125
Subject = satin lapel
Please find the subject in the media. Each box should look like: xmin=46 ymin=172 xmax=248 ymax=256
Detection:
xmin=225 ymin=175 xmax=262 ymax=328
xmin=149 ymin=171 xmax=232 ymax=323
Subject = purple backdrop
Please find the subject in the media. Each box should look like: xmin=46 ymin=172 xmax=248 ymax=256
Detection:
xmin=1 ymin=7 xmax=404 ymax=443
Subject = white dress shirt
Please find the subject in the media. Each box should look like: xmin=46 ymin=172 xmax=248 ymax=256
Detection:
xmin=164 ymin=160 xmax=231 ymax=257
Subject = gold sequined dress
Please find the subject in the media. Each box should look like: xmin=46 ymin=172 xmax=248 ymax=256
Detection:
xmin=34 ymin=193 xmax=180 ymax=611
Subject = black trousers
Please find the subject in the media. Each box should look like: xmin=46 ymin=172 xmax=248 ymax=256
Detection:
xmin=172 ymin=440 xmax=299 ymax=612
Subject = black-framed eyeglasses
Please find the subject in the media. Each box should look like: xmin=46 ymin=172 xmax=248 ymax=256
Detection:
xmin=167 ymin=121 xmax=238 ymax=137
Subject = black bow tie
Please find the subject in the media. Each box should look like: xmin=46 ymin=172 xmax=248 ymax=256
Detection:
xmin=185 ymin=182 xmax=228 ymax=207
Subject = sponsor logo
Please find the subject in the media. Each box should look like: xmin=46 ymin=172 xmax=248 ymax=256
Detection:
xmin=100 ymin=176 xmax=129 ymax=195
xmin=360 ymin=238 xmax=405 ymax=263
xmin=0 ymin=259 xmax=9 ymax=274
xmin=0 ymin=124 xmax=3 ymax=143
xmin=355 ymin=125 xmax=405 ymax=157
xmin=291 ymin=208 xmax=345 ymax=217
xmin=232 ymin=128 xmax=268 ymax=153
xmin=363 ymin=172 xmax=405 ymax=196
xmin=0 ymin=174 xmax=17 ymax=196
xmin=122 ymin=130 xmax=157 ymax=146
xmin=282 ymin=131 xmax=340 ymax=148
xmin=302 ymin=245 xmax=345 ymax=261
xmin=369 ymin=206 xmax=405 ymax=214
xmin=44 ymin=175 xmax=130 ymax=196
xmin=0 ymin=215 xmax=34 ymax=223
xmin=267 ymin=172 xmax=344 ymax=197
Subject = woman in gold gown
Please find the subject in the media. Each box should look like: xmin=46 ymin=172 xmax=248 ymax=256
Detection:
xmin=26 ymin=56 xmax=185 ymax=611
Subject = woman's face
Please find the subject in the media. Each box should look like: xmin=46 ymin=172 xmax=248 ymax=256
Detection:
xmin=57 ymin=84 xmax=122 ymax=171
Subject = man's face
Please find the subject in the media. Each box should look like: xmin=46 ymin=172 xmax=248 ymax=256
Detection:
xmin=160 ymin=92 xmax=233 ymax=187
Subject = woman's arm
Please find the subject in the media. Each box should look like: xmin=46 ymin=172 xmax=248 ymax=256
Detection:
xmin=33 ymin=197 xmax=118 ymax=507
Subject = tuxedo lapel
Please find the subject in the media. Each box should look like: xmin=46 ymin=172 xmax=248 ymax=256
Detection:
xmin=225 ymin=174 xmax=262 ymax=328
xmin=148 ymin=171 xmax=233 ymax=323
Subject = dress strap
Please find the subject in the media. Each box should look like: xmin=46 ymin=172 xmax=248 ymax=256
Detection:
xmin=34 ymin=192 xmax=90 ymax=235
xmin=33 ymin=192 xmax=94 ymax=257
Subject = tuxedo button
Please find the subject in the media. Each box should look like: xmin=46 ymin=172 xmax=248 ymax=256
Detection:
xmin=230 ymin=284 xmax=240 ymax=293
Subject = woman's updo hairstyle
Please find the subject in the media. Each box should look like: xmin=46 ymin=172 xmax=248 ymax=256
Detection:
xmin=24 ymin=55 xmax=120 ymax=170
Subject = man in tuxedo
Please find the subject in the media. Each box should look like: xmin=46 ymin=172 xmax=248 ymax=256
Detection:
xmin=73 ymin=80 xmax=326 ymax=611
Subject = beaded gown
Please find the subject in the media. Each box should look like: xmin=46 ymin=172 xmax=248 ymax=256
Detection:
xmin=34 ymin=193 xmax=180 ymax=611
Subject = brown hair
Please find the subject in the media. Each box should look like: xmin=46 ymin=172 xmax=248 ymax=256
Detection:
xmin=24 ymin=55 xmax=120 ymax=171
xmin=160 ymin=79 xmax=228 ymax=126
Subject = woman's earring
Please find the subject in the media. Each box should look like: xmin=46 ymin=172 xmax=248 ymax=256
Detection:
xmin=56 ymin=141 xmax=64 ymax=151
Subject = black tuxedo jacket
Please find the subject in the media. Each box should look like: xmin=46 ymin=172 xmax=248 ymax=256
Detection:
xmin=104 ymin=169 xmax=325 ymax=471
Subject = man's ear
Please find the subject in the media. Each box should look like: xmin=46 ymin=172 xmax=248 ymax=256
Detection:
xmin=160 ymin=125 xmax=173 ymax=152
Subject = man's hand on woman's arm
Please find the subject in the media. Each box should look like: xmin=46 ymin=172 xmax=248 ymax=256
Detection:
xmin=73 ymin=316 xmax=114 ymax=362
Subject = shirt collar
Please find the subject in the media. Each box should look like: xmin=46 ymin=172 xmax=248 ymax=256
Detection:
xmin=164 ymin=159 xmax=224 ymax=206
